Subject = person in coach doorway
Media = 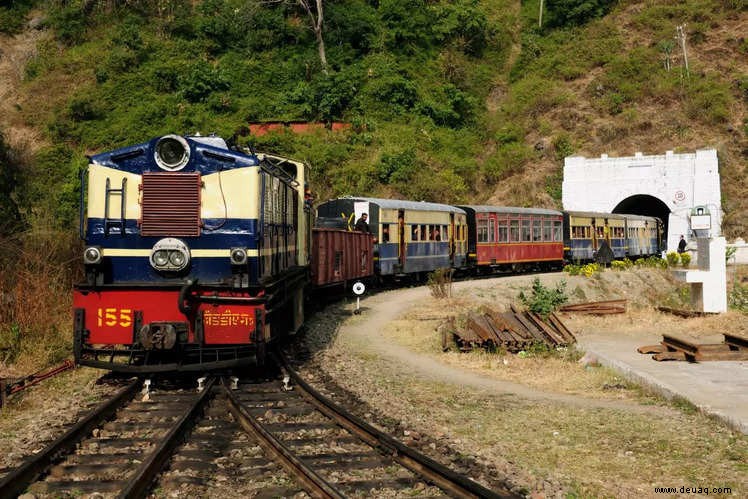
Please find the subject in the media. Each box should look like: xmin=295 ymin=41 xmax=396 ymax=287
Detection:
xmin=354 ymin=213 xmax=371 ymax=234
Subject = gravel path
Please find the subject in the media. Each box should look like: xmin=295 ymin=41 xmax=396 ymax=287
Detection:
xmin=338 ymin=276 xmax=677 ymax=416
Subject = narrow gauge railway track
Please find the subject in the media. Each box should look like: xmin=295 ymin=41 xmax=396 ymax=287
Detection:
xmin=0 ymin=377 xmax=215 ymax=499
xmin=224 ymin=353 xmax=517 ymax=498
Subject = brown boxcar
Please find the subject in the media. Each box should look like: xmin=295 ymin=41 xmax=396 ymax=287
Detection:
xmin=311 ymin=228 xmax=374 ymax=287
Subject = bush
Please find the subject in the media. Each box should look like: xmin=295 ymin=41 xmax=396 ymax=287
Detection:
xmin=666 ymin=251 xmax=680 ymax=267
xmin=680 ymin=252 xmax=691 ymax=268
xmin=546 ymin=0 xmax=617 ymax=28
xmin=427 ymin=268 xmax=453 ymax=298
xmin=611 ymin=258 xmax=634 ymax=270
xmin=0 ymin=1 xmax=36 ymax=34
xmin=564 ymin=263 xmax=602 ymax=277
xmin=0 ymin=131 xmax=26 ymax=236
xmin=728 ymin=283 xmax=748 ymax=313
xmin=518 ymin=278 xmax=568 ymax=318
xmin=635 ymin=256 xmax=667 ymax=269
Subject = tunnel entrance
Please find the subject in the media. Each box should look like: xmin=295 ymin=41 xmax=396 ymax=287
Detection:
xmin=613 ymin=194 xmax=671 ymax=246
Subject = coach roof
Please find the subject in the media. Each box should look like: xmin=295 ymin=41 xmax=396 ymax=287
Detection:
xmin=344 ymin=197 xmax=466 ymax=214
xmin=458 ymin=205 xmax=562 ymax=216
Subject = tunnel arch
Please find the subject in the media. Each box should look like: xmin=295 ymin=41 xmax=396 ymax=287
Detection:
xmin=613 ymin=194 xmax=671 ymax=244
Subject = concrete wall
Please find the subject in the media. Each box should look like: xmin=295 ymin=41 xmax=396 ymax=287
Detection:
xmin=562 ymin=149 xmax=722 ymax=252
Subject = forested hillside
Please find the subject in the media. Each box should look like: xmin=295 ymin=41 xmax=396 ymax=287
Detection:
xmin=0 ymin=0 xmax=746 ymax=236
xmin=0 ymin=0 xmax=745 ymax=369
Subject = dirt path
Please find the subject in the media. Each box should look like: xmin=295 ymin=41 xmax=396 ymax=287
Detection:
xmin=336 ymin=275 xmax=679 ymax=417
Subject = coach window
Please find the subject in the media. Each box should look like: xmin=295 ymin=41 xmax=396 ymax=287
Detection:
xmin=553 ymin=221 xmax=563 ymax=241
xmin=532 ymin=219 xmax=542 ymax=241
xmin=509 ymin=220 xmax=519 ymax=242
xmin=498 ymin=220 xmax=508 ymax=242
xmin=521 ymin=220 xmax=531 ymax=242
xmin=543 ymin=220 xmax=552 ymax=241
xmin=478 ymin=218 xmax=488 ymax=243
xmin=420 ymin=224 xmax=427 ymax=241
xmin=411 ymin=225 xmax=419 ymax=241
xmin=382 ymin=224 xmax=391 ymax=243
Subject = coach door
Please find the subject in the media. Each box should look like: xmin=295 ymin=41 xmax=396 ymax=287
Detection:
xmin=449 ymin=213 xmax=456 ymax=264
xmin=398 ymin=209 xmax=406 ymax=270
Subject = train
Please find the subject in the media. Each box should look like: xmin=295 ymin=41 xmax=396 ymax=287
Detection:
xmin=73 ymin=134 xmax=663 ymax=373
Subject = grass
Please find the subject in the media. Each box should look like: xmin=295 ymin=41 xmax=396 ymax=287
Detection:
xmin=0 ymin=230 xmax=80 ymax=375
xmin=322 ymin=338 xmax=748 ymax=497
xmin=318 ymin=336 xmax=748 ymax=497
xmin=302 ymin=268 xmax=748 ymax=494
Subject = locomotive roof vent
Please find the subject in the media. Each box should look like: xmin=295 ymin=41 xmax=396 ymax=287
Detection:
xmin=154 ymin=135 xmax=190 ymax=171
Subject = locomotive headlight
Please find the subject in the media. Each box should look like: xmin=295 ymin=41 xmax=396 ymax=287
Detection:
xmin=150 ymin=238 xmax=190 ymax=272
xmin=169 ymin=250 xmax=186 ymax=267
xmin=153 ymin=250 xmax=169 ymax=267
xmin=83 ymin=246 xmax=102 ymax=265
xmin=154 ymin=135 xmax=190 ymax=171
xmin=230 ymin=248 xmax=248 ymax=265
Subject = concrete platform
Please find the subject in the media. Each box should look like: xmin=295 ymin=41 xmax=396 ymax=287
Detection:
xmin=578 ymin=331 xmax=748 ymax=434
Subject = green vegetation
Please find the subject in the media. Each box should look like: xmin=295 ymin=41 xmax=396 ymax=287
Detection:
xmin=666 ymin=251 xmax=680 ymax=267
xmin=563 ymin=262 xmax=601 ymax=277
xmin=729 ymin=283 xmax=748 ymax=313
xmin=679 ymin=252 xmax=691 ymax=268
xmin=427 ymin=268 xmax=454 ymax=298
xmin=4 ymin=0 xmax=745 ymax=225
xmin=518 ymin=277 xmax=568 ymax=318
xmin=1 ymin=0 xmax=747 ymax=368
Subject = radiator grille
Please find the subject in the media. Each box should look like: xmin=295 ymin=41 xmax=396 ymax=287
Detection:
xmin=141 ymin=172 xmax=201 ymax=237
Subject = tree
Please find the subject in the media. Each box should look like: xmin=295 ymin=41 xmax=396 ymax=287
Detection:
xmin=545 ymin=0 xmax=616 ymax=28
xmin=0 ymin=131 xmax=24 ymax=236
xmin=296 ymin=0 xmax=328 ymax=73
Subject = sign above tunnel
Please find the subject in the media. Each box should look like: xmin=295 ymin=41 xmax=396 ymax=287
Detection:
xmin=562 ymin=149 xmax=722 ymax=253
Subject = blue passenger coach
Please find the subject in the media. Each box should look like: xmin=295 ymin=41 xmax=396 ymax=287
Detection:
xmin=316 ymin=197 xmax=467 ymax=276
xmin=563 ymin=211 xmax=662 ymax=263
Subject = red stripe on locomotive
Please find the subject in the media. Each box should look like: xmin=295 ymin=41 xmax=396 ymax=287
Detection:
xmin=73 ymin=289 xmax=264 ymax=345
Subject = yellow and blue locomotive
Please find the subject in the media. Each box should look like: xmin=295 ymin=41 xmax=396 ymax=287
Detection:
xmin=73 ymin=134 xmax=310 ymax=372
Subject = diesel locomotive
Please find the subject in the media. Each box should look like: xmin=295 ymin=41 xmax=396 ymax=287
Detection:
xmin=73 ymin=134 xmax=310 ymax=372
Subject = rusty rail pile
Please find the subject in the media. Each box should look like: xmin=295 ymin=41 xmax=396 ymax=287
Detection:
xmin=638 ymin=333 xmax=748 ymax=362
xmin=454 ymin=305 xmax=575 ymax=352
xmin=656 ymin=306 xmax=714 ymax=318
xmin=559 ymin=299 xmax=627 ymax=315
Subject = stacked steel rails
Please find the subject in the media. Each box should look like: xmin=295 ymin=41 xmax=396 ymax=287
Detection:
xmin=0 ymin=357 xmax=517 ymax=497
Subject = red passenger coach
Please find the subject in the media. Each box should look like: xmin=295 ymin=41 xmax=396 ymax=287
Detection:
xmin=311 ymin=228 xmax=374 ymax=288
xmin=459 ymin=206 xmax=564 ymax=271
